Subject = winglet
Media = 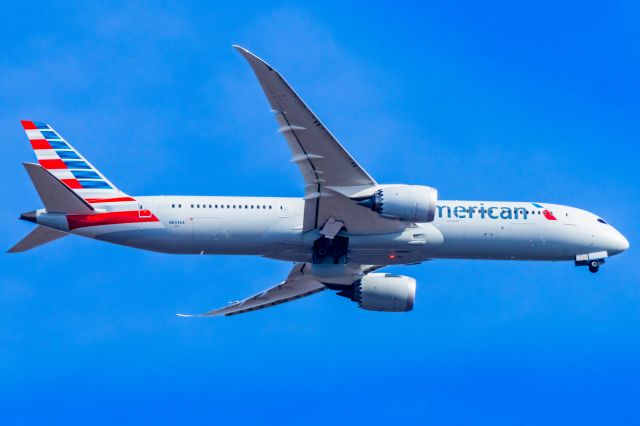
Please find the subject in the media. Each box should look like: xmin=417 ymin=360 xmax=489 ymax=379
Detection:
xmin=231 ymin=44 xmax=249 ymax=54
xmin=232 ymin=45 xmax=275 ymax=72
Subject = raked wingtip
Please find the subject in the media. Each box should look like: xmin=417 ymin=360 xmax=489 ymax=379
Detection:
xmin=232 ymin=44 xmax=248 ymax=53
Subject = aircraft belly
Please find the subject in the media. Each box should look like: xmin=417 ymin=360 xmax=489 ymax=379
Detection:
xmin=433 ymin=218 xmax=572 ymax=261
xmin=82 ymin=224 xmax=177 ymax=253
xmin=188 ymin=214 xmax=303 ymax=256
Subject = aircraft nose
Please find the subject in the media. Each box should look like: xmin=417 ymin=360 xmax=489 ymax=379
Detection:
xmin=619 ymin=233 xmax=630 ymax=252
xmin=609 ymin=229 xmax=629 ymax=255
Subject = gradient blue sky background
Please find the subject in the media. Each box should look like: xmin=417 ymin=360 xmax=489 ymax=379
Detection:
xmin=1 ymin=1 xmax=639 ymax=424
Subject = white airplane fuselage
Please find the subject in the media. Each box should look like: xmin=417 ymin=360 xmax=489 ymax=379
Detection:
xmin=36 ymin=196 xmax=628 ymax=266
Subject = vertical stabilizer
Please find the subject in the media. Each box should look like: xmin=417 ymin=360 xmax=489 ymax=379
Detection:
xmin=20 ymin=120 xmax=136 ymax=206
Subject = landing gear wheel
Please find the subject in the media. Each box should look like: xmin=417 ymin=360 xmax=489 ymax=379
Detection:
xmin=589 ymin=260 xmax=600 ymax=273
xmin=312 ymin=235 xmax=349 ymax=264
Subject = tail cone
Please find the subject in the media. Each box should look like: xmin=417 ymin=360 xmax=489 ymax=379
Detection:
xmin=20 ymin=211 xmax=37 ymax=223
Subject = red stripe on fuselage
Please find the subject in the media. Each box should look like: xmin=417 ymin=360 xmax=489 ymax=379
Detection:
xmin=85 ymin=197 xmax=136 ymax=204
xmin=67 ymin=211 xmax=159 ymax=230
xmin=39 ymin=159 xmax=67 ymax=169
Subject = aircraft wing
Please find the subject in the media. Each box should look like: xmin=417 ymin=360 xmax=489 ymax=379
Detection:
xmin=234 ymin=46 xmax=403 ymax=234
xmin=178 ymin=263 xmax=382 ymax=317
xmin=177 ymin=263 xmax=325 ymax=317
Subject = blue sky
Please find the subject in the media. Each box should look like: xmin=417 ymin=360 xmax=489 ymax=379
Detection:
xmin=1 ymin=1 xmax=639 ymax=424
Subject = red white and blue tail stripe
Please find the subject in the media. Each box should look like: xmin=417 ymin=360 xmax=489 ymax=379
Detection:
xmin=20 ymin=120 xmax=135 ymax=205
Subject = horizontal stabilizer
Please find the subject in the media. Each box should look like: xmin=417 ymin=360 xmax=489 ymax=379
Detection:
xmin=23 ymin=162 xmax=93 ymax=214
xmin=7 ymin=225 xmax=67 ymax=253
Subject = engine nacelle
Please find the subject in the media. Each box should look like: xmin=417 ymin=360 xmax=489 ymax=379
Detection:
xmin=356 ymin=273 xmax=416 ymax=312
xmin=354 ymin=184 xmax=438 ymax=223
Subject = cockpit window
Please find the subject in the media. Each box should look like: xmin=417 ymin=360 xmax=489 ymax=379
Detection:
xmin=597 ymin=218 xmax=607 ymax=224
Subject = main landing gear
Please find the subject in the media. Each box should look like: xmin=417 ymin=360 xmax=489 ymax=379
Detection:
xmin=313 ymin=235 xmax=349 ymax=264
xmin=588 ymin=260 xmax=601 ymax=274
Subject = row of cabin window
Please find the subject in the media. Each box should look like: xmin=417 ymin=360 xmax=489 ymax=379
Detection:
xmin=171 ymin=203 xmax=273 ymax=210
xmin=526 ymin=210 xmax=570 ymax=217
xmin=526 ymin=210 xmax=560 ymax=215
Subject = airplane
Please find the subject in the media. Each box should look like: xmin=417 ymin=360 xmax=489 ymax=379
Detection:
xmin=9 ymin=46 xmax=629 ymax=317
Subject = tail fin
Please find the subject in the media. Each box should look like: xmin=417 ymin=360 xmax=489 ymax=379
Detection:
xmin=20 ymin=120 xmax=135 ymax=205
xmin=7 ymin=225 xmax=67 ymax=253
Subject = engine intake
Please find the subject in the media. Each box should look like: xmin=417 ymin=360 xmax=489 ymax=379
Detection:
xmin=354 ymin=184 xmax=438 ymax=223
xmin=335 ymin=273 xmax=416 ymax=312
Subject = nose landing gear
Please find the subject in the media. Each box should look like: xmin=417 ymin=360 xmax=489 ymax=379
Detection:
xmin=575 ymin=253 xmax=606 ymax=273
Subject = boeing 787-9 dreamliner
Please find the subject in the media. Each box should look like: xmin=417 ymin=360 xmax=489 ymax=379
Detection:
xmin=9 ymin=46 xmax=629 ymax=316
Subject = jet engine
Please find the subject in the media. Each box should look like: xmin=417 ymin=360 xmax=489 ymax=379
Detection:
xmin=353 ymin=184 xmax=438 ymax=223
xmin=334 ymin=273 xmax=416 ymax=312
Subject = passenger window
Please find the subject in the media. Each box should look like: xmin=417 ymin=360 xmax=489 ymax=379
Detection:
xmin=178 ymin=204 xmax=181 ymax=208
xmin=171 ymin=204 xmax=175 ymax=208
